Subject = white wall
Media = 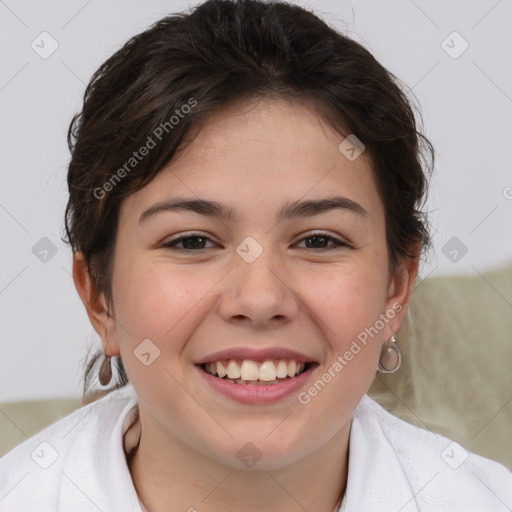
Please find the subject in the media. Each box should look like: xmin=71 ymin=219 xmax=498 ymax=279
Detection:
xmin=0 ymin=0 xmax=511 ymax=401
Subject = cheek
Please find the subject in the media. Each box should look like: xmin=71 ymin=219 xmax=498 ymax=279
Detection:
xmin=311 ymin=264 xmax=388 ymax=343
xmin=111 ymin=261 xmax=206 ymax=406
xmin=112 ymin=259 xmax=203 ymax=349
xmin=303 ymin=262 xmax=388 ymax=407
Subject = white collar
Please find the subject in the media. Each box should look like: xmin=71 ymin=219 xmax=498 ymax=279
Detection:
xmin=94 ymin=387 xmax=416 ymax=512
xmin=55 ymin=388 xmax=416 ymax=511
xmin=342 ymin=395 xmax=419 ymax=511
xmin=57 ymin=383 xmax=142 ymax=511
xmin=54 ymin=386 xmax=511 ymax=511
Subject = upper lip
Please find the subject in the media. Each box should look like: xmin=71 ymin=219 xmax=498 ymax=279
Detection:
xmin=195 ymin=347 xmax=316 ymax=365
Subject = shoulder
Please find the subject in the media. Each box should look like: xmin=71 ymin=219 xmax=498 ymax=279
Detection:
xmin=0 ymin=385 xmax=137 ymax=512
xmin=354 ymin=395 xmax=512 ymax=511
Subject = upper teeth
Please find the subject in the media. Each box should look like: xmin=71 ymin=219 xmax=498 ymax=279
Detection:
xmin=204 ymin=360 xmax=306 ymax=381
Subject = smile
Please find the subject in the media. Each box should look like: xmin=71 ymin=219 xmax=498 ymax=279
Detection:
xmin=196 ymin=358 xmax=318 ymax=404
xmin=200 ymin=359 xmax=310 ymax=385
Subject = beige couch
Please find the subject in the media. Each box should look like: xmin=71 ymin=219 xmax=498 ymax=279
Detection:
xmin=2 ymin=262 xmax=511 ymax=470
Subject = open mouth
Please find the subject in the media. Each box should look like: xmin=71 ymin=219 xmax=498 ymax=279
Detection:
xmin=199 ymin=359 xmax=314 ymax=386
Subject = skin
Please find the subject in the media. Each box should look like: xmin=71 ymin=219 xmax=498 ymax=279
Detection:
xmin=73 ymin=97 xmax=419 ymax=512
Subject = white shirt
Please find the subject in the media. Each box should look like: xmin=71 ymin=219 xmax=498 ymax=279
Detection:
xmin=1 ymin=382 xmax=511 ymax=511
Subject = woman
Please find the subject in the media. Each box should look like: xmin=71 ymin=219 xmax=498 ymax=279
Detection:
xmin=1 ymin=0 xmax=510 ymax=510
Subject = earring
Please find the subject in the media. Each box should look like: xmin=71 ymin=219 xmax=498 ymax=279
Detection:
xmin=378 ymin=335 xmax=402 ymax=373
xmin=99 ymin=354 xmax=113 ymax=385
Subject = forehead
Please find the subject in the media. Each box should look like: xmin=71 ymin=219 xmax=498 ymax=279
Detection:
xmin=120 ymin=97 xmax=383 ymax=224
xmin=183 ymin=96 xmax=352 ymax=157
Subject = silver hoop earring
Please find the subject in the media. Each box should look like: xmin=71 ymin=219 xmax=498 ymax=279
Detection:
xmin=378 ymin=335 xmax=402 ymax=374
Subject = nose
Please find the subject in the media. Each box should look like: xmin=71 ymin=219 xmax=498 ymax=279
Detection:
xmin=218 ymin=255 xmax=299 ymax=328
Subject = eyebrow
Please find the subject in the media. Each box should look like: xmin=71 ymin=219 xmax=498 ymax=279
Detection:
xmin=138 ymin=195 xmax=369 ymax=224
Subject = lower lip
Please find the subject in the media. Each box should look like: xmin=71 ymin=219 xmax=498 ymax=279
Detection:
xmin=196 ymin=364 xmax=317 ymax=404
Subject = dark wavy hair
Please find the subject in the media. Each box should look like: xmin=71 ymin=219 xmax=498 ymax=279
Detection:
xmin=62 ymin=0 xmax=434 ymax=404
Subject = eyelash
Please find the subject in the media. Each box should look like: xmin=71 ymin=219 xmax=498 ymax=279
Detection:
xmin=161 ymin=231 xmax=351 ymax=252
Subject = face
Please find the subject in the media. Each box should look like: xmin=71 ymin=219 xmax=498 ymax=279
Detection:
xmin=77 ymin=97 xmax=416 ymax=470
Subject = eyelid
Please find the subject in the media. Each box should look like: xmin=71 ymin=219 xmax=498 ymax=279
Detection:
xmin=163 ymin=230 xmax=213 ymax=240
xmin=294 ymin=230 xmax=352 ymax=248
xmin=161 ymin=231 xmax=217 ymax=246
xmin=161 ymin=230 xmax=352 ymax=251
xmin=296 ymin=229 xmax=347 ymax=242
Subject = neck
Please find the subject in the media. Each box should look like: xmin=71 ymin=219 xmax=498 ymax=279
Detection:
xmin=128 ymin=416 xmax=350 ymax=512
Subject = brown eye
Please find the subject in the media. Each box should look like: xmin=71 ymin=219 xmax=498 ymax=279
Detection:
xmin=162 ymin=235 xmax=215 ymax=251
xmin=296 ymin=232 xmax=350 ymax=250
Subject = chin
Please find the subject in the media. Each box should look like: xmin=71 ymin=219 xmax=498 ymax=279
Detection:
xmin=201 ymin=435 xmax=310 ymax=471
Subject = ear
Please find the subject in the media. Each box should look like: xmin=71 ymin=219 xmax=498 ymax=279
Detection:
xmin=382 ymin=242 xmax=420 ymax=338
xmin=72 ymin=251 xmax=120 ymax=356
